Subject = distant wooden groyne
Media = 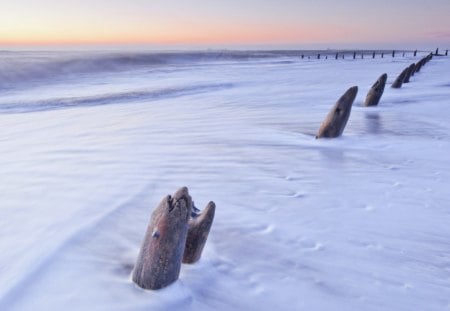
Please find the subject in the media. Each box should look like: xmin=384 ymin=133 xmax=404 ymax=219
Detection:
xmin=296 ymin=48 xmax=447 ymax=61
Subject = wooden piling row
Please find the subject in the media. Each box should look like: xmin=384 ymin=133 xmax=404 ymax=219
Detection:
xmin=132 ymin=48 xmax=443 ymax=292
xmin=391 ymin=53 xmax=433 ymax=89
xmin=298 ymin=48 xmax=447 ymax=61
xmin=316 ymin=49 xmax=438 ymax=138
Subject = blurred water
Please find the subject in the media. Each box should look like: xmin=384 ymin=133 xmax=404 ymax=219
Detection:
xmin=0 ymin=51 xmax=449 ymax=310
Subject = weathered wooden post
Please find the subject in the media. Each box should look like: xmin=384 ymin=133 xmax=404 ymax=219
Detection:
xmin=415 ymin=58 xmax=424 ymax=73
xmin=414 ymin=50 xmax=417 ymax=57
xmin=381 ymin=52 xmax=384 ymax=58
xmin=183 ymin=202 xmax=216 ymax=264
xmin=316 ymin=86 xmax=358 ymax=139
xmin=353 ymin=51 xmax=356 ymax=59
xmin=301 ymin=54 xmax=304 ymax=59
xmin=391 ymin=67 xmax=409 ymax=88
xmin=435 ymin=48 xmax=439 ymax=56
xmin=403 ymin=64 xmax=415 ymax=83
xmin=132 ymin=187 xmax=216 ymax=289
xmin=392 ymin=50 xmax=395 ymax=57
xmin=335 ymin=52 xmax=338 ymax=60
xmin=410 ymin=63 xmax=416 ymax=76
xmin=446 ymin=50 xmax=448 ymax=56
xmin=132 ymin=187 xmax=192 ymax=290
xmin=317 ymin=53 xmax=321 ymax=59
xmin=364 ymin=73 xmax=387 ymax=107
xmin=372 ymin=51 xmax=375 ymax=58
xmin=403 ymin=66 xmax=412 ymax=83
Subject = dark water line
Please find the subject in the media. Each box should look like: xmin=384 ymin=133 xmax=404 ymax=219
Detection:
xmin=0 ymin=83 xmax=234 ymax=114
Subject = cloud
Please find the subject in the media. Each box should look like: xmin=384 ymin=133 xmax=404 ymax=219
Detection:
xmin=426 ymin=31 xmax=450 ymax=39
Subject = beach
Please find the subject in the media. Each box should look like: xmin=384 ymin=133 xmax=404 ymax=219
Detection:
xmin=1 ymin=50 xmax=450 ymax=310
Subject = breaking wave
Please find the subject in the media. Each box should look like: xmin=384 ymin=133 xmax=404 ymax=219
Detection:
xmin=0 ymin=50 xmax=298 ymax=90
xmin=0 ymin=82 xmax=233 ymax=114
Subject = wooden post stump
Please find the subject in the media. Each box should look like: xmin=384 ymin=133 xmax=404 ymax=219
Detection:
xmin=391 ymin=67 xmax=409 ymax=88
xmin=316 ymin=86 xmax=358 ymax=139
xmin=183 ymin=201 xmax=216 ymax=264
xmin=415 ymin=59 xmax=425 ymax=73
xmin=410 ymin=63 xmax=416 ymax=76
xmin=132 ymin=187 xmax=192 ymax=290
xmin=403 ymin=64 xmax=415 ymax=83
xmin=364 ymin=73 xmax=387 ymax=107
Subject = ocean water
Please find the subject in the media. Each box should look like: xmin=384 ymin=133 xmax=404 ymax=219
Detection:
xmin=1 ymin=50 xmax=449 ymax=310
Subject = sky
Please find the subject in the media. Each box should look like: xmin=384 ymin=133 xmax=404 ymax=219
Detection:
xmin=0 ymin=0 xmax=449 ymax=49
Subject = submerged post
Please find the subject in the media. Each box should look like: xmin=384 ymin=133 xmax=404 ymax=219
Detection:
xmin=435 ymin=48 xmax=439 ymax=56
xmin=364 ymin=73 xmax=387 ymax=107
xmin=392 ymin=50 xmax=395 ymax=57
xmin=132 ymin=187 xmax=216 ymax=289
xmin=335 ymin=52 xmax=338 ymax=60
xmin=415 ymin=58 xmax=424 ymax=73
xmin=316 ymin=86 xmax=358 ymax=139
xmin=446 ymin=50 xmax=448 ymax=56
xmin=183 ymin=202 xmax=216 ymax=264
xmin=403 ymin=64 xmax=415 ymax=83
xmin=372 ymin=51 xmax=375 ymax=58
xmin=410 ymin=63 xmax=416 ymax=76
xmin=353 ymin=51 xmax=356 ymax=59
xmin=132 ymin=187 xmax=192 ymax=290
xmin=414 ymin=50 xmax=417 ymax=57
xmin=392 ymin=67 xmax=409 ymax=88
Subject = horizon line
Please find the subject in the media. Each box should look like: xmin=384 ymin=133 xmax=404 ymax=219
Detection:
xmin=0 ymin=41 xmax=446 ymax=52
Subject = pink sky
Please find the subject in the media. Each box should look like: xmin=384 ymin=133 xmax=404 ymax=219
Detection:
xmin=1 ymin=0 xmax=449 ymax=49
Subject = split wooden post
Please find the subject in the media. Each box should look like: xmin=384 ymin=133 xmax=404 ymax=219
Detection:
xmin=132 ymin=187 xmax=216 ymax=290
xmin=183 ymin=202 xmax=216 ymax=264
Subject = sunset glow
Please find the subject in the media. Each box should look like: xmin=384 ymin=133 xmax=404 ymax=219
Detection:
xmin=1 ymin=0 xmax=449 ymax=48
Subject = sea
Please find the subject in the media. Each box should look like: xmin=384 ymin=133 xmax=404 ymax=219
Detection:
xmin=1 ymin=49 xmax=449 ymax=310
